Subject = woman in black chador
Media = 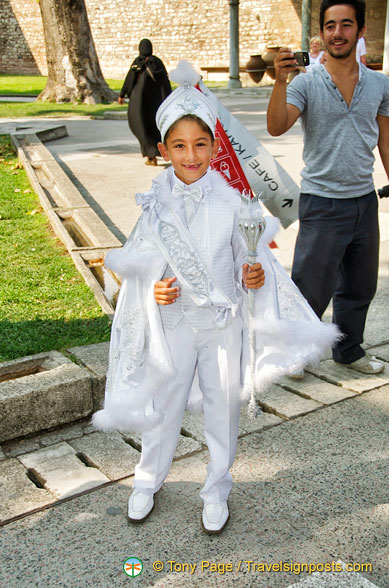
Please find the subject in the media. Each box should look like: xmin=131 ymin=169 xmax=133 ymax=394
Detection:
xmin=118 ymin=39 xmax=171 ymax=165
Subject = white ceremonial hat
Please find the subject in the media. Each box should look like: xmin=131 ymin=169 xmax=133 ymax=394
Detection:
xmin=156 ymin=60 xmax=217 ymax=142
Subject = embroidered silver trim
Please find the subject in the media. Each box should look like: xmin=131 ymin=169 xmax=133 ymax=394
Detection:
xmin=119 ymin=306 xmax=144 ymax=360
xmin=158 ymin=221 xmax=209 ymax=294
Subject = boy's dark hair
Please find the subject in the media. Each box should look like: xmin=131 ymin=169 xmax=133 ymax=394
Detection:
xmin=319 ymin=0 xmax=365 ymax=31
xmin=164 ymin=114 xmax=214 ymax=144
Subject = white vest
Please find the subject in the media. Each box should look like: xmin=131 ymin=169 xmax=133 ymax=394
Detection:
xmin=159 ymin=169 xmax=245 ymax=331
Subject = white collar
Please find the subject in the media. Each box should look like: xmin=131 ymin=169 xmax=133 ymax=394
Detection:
xmin=168 ymin=166 xmax=212 ymax=192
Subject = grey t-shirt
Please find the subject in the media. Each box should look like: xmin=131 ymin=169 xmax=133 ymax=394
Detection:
xmin=287 ymin=64 xmax=389 ymax=198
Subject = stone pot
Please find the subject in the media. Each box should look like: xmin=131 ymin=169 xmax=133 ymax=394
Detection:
xmin=263 ymin=45 xmax=281 ymax=79
xmin=245 ymin=54 xmax=266 ymax=83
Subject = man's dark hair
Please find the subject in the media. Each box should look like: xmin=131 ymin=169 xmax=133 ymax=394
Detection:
xmin=320 ymin=0 xmax=365 ymax=31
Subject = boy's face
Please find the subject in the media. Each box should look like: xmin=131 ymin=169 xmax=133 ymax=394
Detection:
xmin=320 ymin=4 xmax=364 ymax=60
xmin=158 ymin=119 xmax=220 ymax=185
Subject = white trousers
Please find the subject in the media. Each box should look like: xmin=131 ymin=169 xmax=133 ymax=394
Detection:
xmin=134 ymin=316 xmax=242 ymax=504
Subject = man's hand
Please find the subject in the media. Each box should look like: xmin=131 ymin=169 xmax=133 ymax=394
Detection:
xmin=242 ymin=263 xmax=265 ymax=290
xmin=273 ymin=47 xmax=298 ymax=82
xmin=154 ymin=277 xmax=180 ymax=305
xmin=118 ymin=97 xmax=125 ymax=105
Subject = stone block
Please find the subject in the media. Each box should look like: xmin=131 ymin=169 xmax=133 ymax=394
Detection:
xmin=63 ymin=208 xmax=122 ymax=249
xmin=180 ymin=407 xmax=282 ymax=443
xmin=174 ymin=435 xmax=202 ymax=459
xmin=69 ymin=432 xmax=140 ymax=480
xmin=1 ymin=437 xmax=41 ymax=458
xmin=68 ymin=342 xmax=110 ymax=410
xmin=36 ymin=126 xmax=68 ymax=143
xmin=239 ymin=406 xmax=284 ymax=434
xmin=0 ymin=351 xmax=94 ymax=442
xmin=282 ymin=372 xmax=357 ymax=404
xmin=18 ymin=442 xmax=109 ymax=499
xmin=308 ymin=359 xmax=389 ymax=394
xmin=39 ymin=422 xmax=89 ymax=447
xmin=0 ymin=458 xmax=56 ymax=523
xmin=121 ymin=430 xmax=202 ymax=461
xmin=259 ymin=384 xmax=322 ymax=420
xmin=367 ymin=343 xmax=389 ymax=363
xmin=180 ymin=413 xmax=207 ymax=444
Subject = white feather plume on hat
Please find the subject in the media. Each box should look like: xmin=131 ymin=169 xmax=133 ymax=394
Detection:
xmin=169 ymin=60 xmax=201 ymax=86
xmin=156 ymin=60 xmax=217 ymax=142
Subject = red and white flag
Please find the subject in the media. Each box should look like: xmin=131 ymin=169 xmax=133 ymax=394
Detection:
xmin=198 ymin=81 xmax=299 ymax=230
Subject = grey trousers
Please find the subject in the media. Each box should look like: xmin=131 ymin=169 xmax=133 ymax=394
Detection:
xmin=291 ymin=191 xmax=379 ymax=364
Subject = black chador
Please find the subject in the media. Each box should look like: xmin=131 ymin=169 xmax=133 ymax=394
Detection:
xmin=120 ymin=39 xmax=171 ymax=164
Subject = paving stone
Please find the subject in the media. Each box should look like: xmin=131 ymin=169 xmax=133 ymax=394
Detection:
xmin=181 ymin=412 xmax=207 ymax=444
xmin=238 ymin=406 xmax=284 ymax=433
xmin=18 ymin=442 xmax=109 ymax=499
xmin=367 ymin=343 xmax=389 ymax=362
xmin=181 ymin=407 xmax=282 ymax=443
xmin=69 ymin=431 xmax=140 ymax=480
xmin=259 ymin=384 xmax=322 ymax=419
xmin=121 ymin=430 xmax=202 ymax=461
xmin=174 ymin=435 xmax=202 ymax=458
xmin=1 ymin=437 xmax=41 ymax=458
xmin=308 ymin=359 xmax=389 ymax=393
xmin=38 ymin=422 xmax=88 ymax=447
xmin=0 ymin=458 xmax=56 ymax=523
xmin=68 ymin=342 xmax=110 ymax=377
xmin=281 ymin=372 xmax=357 ymax=404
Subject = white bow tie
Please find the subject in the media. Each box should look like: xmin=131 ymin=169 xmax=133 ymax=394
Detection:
xmin=172 ymin=183 xmax=203 ymax=203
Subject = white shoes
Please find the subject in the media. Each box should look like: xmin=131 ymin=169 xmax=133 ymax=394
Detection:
xmin=202 ymin=501 xmax=229 ymax=535
xmin=340 ymin=355 xmax=385 ymax=375
xmin=128 ymin=491 xmax=230 ymax=532
xmin=288 ymin=355 xmax=385 ymax=380
xmin=128 ymin=489 xmax=155 ymax=523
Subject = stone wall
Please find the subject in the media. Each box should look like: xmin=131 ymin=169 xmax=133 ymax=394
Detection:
xmin=0 ymin=0 xmax=385 ymax=79
xmin=0 ymin=0 xmax=45 ymax=75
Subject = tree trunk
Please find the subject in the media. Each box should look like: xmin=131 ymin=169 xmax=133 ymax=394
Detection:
xmin=37 ymin=0 xmax=117 ymax=103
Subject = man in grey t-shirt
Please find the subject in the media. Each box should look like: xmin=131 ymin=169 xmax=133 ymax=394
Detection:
xmin=267 ymin=0 xmax=389 ymax=376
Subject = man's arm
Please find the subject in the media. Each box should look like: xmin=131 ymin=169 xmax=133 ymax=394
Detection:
xmin=267 ymin=47 xmax=301 ymax=136
xmin=377 ymin=114 xmax=389 ymax=180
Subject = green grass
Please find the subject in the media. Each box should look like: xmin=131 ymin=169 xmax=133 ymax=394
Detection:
xmin=0 ymin=75 xmax=227 ymax=119
xmin=0 ymin=136 xmax=111 ymax=362
xmin=0 ymin=100 xmax=127 ymax=118
xmin=0 ymin=74 xmax=124 ymax=95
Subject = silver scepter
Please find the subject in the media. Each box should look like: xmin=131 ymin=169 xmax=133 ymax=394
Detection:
xmin=238 ymin=192 xmax=266 ymax=417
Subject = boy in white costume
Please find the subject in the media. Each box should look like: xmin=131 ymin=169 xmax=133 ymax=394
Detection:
xmin=93 ymin=63 xmax=340 ymax=534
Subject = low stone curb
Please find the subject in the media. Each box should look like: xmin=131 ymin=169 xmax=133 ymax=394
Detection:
xmin=11 ymin=126 xmax=122 ymax=316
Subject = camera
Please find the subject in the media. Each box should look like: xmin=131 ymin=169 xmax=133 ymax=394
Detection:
xmin=294 ymin=51 xmax=310 ymax=67
xmin=378 ymin=185 xmax=389 ymax=198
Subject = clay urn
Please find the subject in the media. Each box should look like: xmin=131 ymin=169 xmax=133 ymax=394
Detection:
xmin=245 ymin=54 xmax=266 ymax=83
xmin=262 ymin=45 xmax=281 ymax=79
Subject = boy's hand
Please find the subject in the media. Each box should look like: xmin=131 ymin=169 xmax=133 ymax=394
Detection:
xmin=242 ymin=263 xmax=265 ymax=290
xmin=154 ymin=276 xmax=180 ymax=305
